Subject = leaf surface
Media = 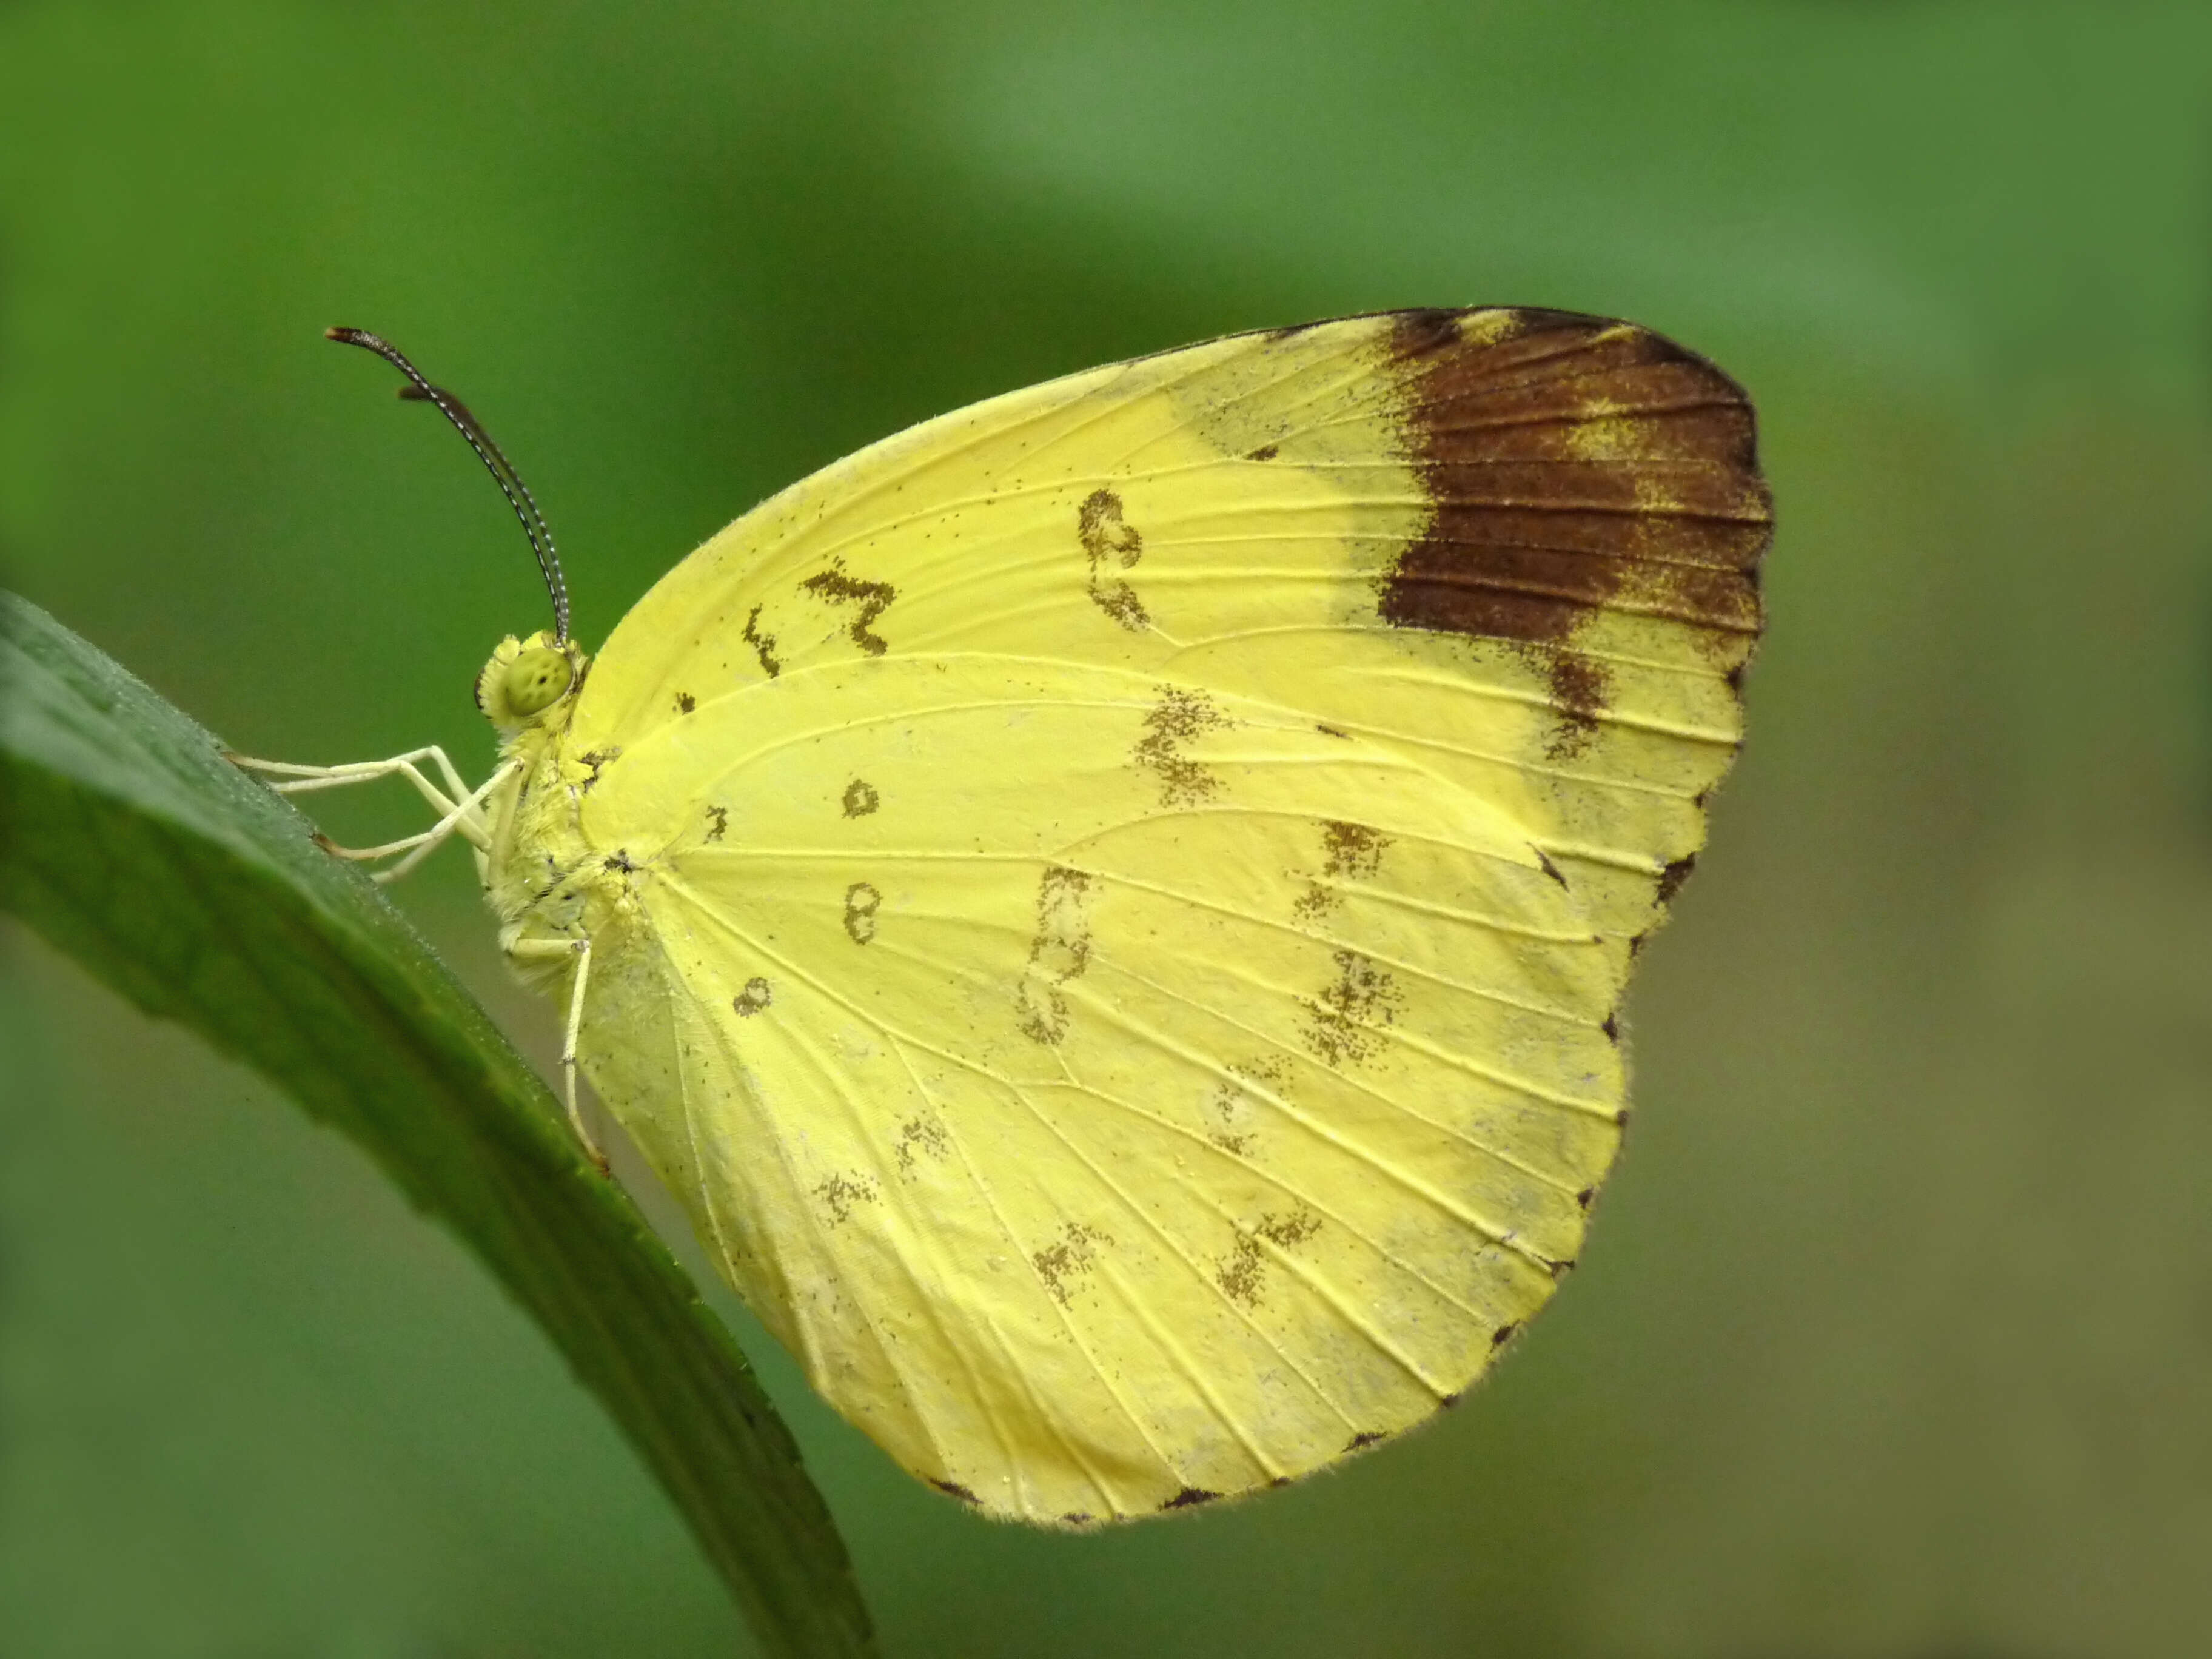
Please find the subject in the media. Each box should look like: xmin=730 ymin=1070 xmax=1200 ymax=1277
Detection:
xmin=0 ymin=592 xmax=876 ymax=1659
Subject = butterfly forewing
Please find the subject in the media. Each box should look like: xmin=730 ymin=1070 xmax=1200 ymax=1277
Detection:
xmin=547 ymin=308 xmax=1768 ymax=1523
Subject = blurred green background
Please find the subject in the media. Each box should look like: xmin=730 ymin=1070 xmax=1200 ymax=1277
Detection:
xmin=4 ymin=2 xmax=2209 ymax=1655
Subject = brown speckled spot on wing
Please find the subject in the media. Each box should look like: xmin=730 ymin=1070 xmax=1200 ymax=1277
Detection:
xmin=1655 ymin=853 xmax=1697 ymax=904
xmin=1215 ymin=1205 xmax=1322 ymax=1308
xmin=1133 ymin=685 xmax=1229 ymax=806
xmin=742 ymin=603 xmax=782 ymax=677
xmin=731 ymin=977 xmax=772 ymax=1017
xmin=893 ymin=1115 xmax=950 ymax=1175
xmin=1015 ymin=865 xmax=1094 ymax=1044
xmin=1205 ymin=1055 xmax=1290 ymax=1155
xmin=1301 ymin=948 xmax=1401 ymax=1068
xmin=1031 ymin=1221 xmax=1110 ymax=1305
xmin=1160 ymin=1486 xmax=1222 ymax=1511
xmin=1293 ymin=820 xmax=1392 ymax=922
xmin=842 ymin=777 xmax=879 ymax=817
xmin=843 ymin=880 xmax=881 ymax=943
xmin=1077 ymin=487 xmax=1148 ymax=631
xmin=1376 ymin=307 xmax=1771 ymax=741
xmin=801 ymin=560 xmax=896 ymax=656
xmin=815 ymin=1171 xmax=877 ymax=1225
xmin=575 ymin=747 xmax=621 ymax=793
xmin=1544 ymin=650 xmax=1610 ymax=760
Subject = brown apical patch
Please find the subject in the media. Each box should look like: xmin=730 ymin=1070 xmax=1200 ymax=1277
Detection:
xmin=1346 ymin=1430 xmax=1389 ymax=1451
xmin=732 ymin=977 xmax=772 ymax=1017
xmin=1077 ymin=486 xmax=1148 ymax=631
xmin=1133 ymin=685 xmax=1230 ymax=806
xmin=842 ymin=777 xmax=879 ymax=817
xmin=1374 ymin=307 xmax=1771 ymax=743
xmin=1301 ymin=949 xmax=1402 ymax=1068
xmin=1031 ymin=1221 xmax=1110 ymax=1305
xmin=801 ymin=560 xmax=896 ymax=656
xmin=930 ymin=1478 xmax=980 ymax=1505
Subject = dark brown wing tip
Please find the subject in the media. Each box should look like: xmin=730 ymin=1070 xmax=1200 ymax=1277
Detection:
xmin=1387 ymin=304 xmax=1758 ymax=408
xmin=1374 ymin=305 xmax=1769 ymax=711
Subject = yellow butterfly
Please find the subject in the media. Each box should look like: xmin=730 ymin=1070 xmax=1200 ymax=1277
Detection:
xmin=239 ymin=309 xmax=1768 ymax=1526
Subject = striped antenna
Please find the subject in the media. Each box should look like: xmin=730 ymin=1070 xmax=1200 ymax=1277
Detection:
xmin=326 ymin=327 xmax=570 ymax=643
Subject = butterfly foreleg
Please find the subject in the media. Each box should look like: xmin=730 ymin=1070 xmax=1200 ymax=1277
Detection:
xmin=229 ymin=748 xmax=515 ymax=882
xmin=508 ymin=934 xmax=610 ymax=1176
xmin=362 ymin=760 xmax=521 ymax=883
xmin=232 ymin=743 xmax=472 ymax=807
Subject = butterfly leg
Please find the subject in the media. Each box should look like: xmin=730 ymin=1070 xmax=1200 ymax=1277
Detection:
xmin=560 ymin=938 xmax=610 ymax=1175
xmin=359 ymin=760 xmax=519 ymax=883
xmin=232 ymin=743 xmax=473 ymax=811
xmin=509 ymin=934 xmax=610 ymax=1176
xmin=229 ymin=749 xmax=514 ymax=882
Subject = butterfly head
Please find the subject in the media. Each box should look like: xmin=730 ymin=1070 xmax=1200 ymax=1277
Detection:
xmin=476 ymin=630 xmax=589 ymax=732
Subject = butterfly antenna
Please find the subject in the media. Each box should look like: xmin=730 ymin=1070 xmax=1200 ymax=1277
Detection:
xmin=325 ymin=326 xmax=572 ymax=643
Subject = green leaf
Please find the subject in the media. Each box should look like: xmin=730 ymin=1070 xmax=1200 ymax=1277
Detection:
xmin=0 ymin=593 xmax=878 ymax=1659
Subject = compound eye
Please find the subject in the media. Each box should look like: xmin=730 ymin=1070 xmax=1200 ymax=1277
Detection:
xmin=503 ymin=647 xmax=574 ymax=717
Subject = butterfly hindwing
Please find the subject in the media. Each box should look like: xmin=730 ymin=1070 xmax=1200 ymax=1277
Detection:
xmin=554 ymin=308 xmax=1768 ymax=1521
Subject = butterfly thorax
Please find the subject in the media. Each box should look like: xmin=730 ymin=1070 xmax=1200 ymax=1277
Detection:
xmin=474 ymin=631 xmax=623 ymax=993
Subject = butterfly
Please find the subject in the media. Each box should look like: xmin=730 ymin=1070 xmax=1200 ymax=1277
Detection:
xmin=239 ymin=309 xmax=1769 ymax=1526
